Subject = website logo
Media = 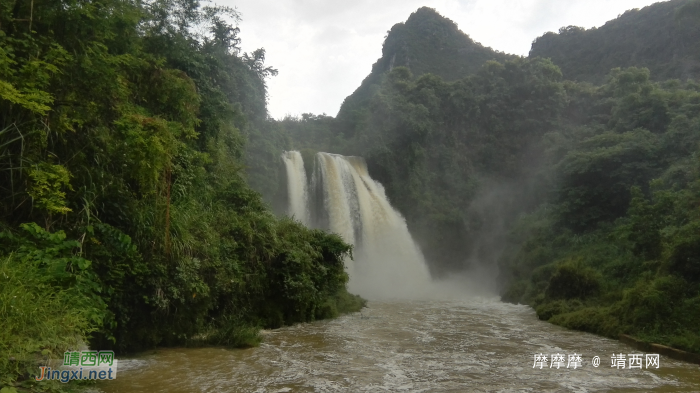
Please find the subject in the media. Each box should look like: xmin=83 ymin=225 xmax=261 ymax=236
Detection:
xmin=35 ymin=350 xmax=118 ymax=383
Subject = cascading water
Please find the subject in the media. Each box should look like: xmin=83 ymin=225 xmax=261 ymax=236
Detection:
xmin=310 ymin=152 xmax=432 ymax=299
xmin=310 ymin=153 xmax=360 ymax=245
xmin=281 ymin=151 xmax=310 ymax=225
xmin=282 ymin=150 xmax=433 ymax=299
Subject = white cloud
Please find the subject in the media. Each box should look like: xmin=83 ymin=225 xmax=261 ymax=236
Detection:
xmin=220 ymin=0 xmax=663 ymax=119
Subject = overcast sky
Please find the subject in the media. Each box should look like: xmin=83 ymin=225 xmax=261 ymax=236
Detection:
xmin=221 ymin=0 xmax=663 ymax=119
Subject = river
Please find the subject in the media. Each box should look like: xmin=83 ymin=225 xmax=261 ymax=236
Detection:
xmin=97 ymin=298 xmax=700 ymax=392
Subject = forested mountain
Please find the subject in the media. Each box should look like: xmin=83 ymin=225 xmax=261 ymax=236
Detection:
xmin=0 ymin=0 xmax=362 ymax=390
xmin=335 ymin=7 xmax=515 ymax=138
xmin=3 ymin=1 xmax=699 ymax=391
xmin=530 ymin=0 xmax=700 ymax=84
xmin=279 ymin=2 xmax=700 ymax=355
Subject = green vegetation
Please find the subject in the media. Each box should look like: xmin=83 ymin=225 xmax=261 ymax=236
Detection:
xmin=530 ymin=0 xmax=700 ymax=84
xmin=1 ymin=230 xmax=105 ymax=393
xmin=335 ymin=7 xmax=516 ymax=139
xmin=2 ymin=1 xmax=699 ymax=391
xmin=284 ymin=58 xmax=566 ymax=274
xmin=0 ymin=0 xmax=363 ymax=390
xmin=278 ymin=5 xmax=700 ymax=355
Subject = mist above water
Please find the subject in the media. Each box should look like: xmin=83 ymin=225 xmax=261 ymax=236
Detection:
xmin=282 ymin=151 xmax=495 ymax=300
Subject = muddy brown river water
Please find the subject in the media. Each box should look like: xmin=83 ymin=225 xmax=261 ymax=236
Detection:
xmin=97 ymin=298 xmax=700 ymax=392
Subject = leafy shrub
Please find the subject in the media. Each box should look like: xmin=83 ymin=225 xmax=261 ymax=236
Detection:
xmin=548 ymin=307 xmax=621 ymax=338
xmin=545 ymin=261 xmax=601 ymax=300
xmin=665 ymin=221 xmax=700 ymax=283
xmin=618 ymin=275 xmax=688 ymax=332
xmin=0 ymin=224 xmax=106 ymax=390
xmin=535 ymin=299 xmax=582 ymax=321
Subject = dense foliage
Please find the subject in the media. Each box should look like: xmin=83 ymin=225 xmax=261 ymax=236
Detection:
xmin=335 ymin=7 xmax=515 ymax=139
xmin=530 ymin=0 xmax=700 ymax=84
xmin=0 ymin=0 xmax=363 ymax=390
xmin=500 ymin=69 xmax=700 ymax=354
xmin=4 ymin=3 xmax=697 ymax=391
xmin=278 ymin=5 xmax=700 ymax=355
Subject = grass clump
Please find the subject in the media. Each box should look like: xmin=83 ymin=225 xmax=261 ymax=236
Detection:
xmin=0 ymin=254 xmax=100 ymax=391
xmin=548 ymin=307 xmax=622 ymax=338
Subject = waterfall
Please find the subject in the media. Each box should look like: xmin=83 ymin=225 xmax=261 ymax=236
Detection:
xmin=312 ymin=152 xmax=432 ymax=299
xmin=311 ymin=153 xmax=360 ymax=245
xmin=281 ymin=150 xmax=433 ymax=299
xmin=281 ymin=151 xmax=310 ymax=225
